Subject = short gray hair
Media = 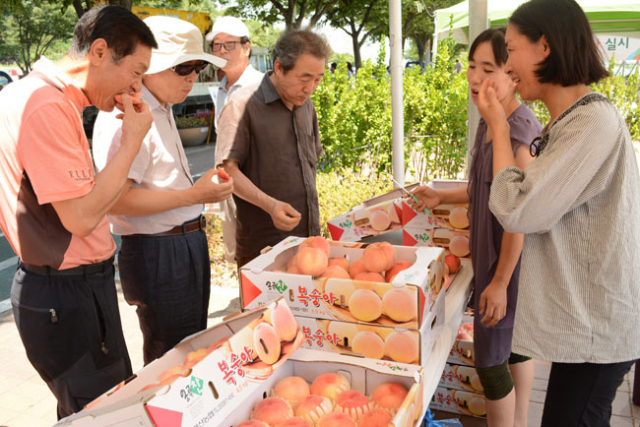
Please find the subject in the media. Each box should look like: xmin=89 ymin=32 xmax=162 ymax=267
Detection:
xmin=272 ymin=29 xmax=331 ymax=73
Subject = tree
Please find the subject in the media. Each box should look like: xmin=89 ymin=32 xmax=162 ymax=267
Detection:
xmin=0 ymin=0 xmax=76 ymax=74
xmin=219 ymin=0 xmax=337 ymax=30
xmin=324 ymin=0 xmax=387 ymax=69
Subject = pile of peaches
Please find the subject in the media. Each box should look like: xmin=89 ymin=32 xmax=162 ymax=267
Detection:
xmin=237 ymin=373 xmax=410 ymax=427
xmin=456 ymin=321 xmax=474 ymax=341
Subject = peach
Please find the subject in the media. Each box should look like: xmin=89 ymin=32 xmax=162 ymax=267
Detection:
xmin=362 ymin=245 xmax=387 ymax=273
xmin=351 ymin=331 xmax=385 ymax=359
xmin=348 ymin=289 xmax=383 ymax=322
xmin=468 ymin=397 xmax=486 ymax=416
xmin=335 ymin=390 xmax=371 ymax=421
xmin=310 ymin=373 xmax=350 ymax=402
xmin=287 ymin=265 xmax=302 ymax=275
xmin=275 ymin=418 xmax=312 ymax=427
xmin=349 ymin=259 xmax=368 ymax=279
xmin=449 ymin=236 xmax=470 ymax=258
xmin=381 ymin=288 xmax=417 ymax=323
xmin=384 ymin=260 xmax=413 ymax=283
xmin=325 ymin=280 xmax=356 ymax=307
xmin=384 ymin=332 xmax=419 ymax=364
xmin=299 ymin=236 xmax=331 ymax=257
xmin=253 ymin=322 xmax=282 ymax=365
xmin=445 ymin=254 xmax=461 ymax=274
xmin=159 ymin=365 xmax=186 ymax=382
xmin=183 ymin=347 xmax=208 ymax=369
xmin=456 ymin=330 xmax=472 ymax=341
xmin=327 ymin=322 xmax=359 ymax=347
xmin=377 ymin=242 xmax=396 ymax=270
xmin=253 ymin=396 xmax=293 ymax=426
xmin=273 ymin=376 xmax=310 ymax=409
xmin=449 ymin=207 xmax=469 ymax=229
xmin=294 ymin=394 xmax=333 ymax=424
xmin=354 ymin=272 xmax=385 ymax=283
xmin=322 ymin=266 xmax=352 ymax=280
xmin=356 ymin=409 xmax=393 ymax=427
xmin=239 ymin=422 xmax=270 ymax=427
xmin=369 ymin=210 xmax=391 ymax=231
xmin=461 ymin=322 xmax=474 ymax=332
xmin=370 ymin=383 xmax=408 ymax=415
xmin=317 ymin=412 xmax=357 ymax=427
xmin=470 ymin=374 xmax=484 ymax=392
xmin=229 ymin=326 xmax=257 ymax=363
xmin=328 ymin=257 xmax=350 ymax=271
xmin=297 ymin=247 xmax=329 ymax=276
xmin=271 ymin=304 xmax=298 ymax=342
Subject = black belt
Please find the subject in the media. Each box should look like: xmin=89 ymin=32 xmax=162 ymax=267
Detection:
xmin=20 ymin=256 xmax=115 ymax=277
xmin=129 ymin=215 xmax=206 ymax=238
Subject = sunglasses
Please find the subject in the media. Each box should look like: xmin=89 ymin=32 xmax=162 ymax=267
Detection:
xmin=171 ymin=61 xmax=209 ymax=76
xmin=211 ymin=41 xmax=243 ymax=52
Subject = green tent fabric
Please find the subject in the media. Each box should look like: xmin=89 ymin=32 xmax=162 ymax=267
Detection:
xmin=435 ymin=0 xmax=640 ymax=43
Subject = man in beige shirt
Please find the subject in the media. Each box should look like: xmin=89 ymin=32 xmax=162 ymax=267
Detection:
xmin=93 ymin=17 xmax=233 ymax=365
xmin=207 ymin=16 xmax=264 ymax=263
xmin=215 ymin=29 xmax=331 ymax=267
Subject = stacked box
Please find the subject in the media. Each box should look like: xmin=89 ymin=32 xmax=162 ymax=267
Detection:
xmin=431 ymin=314 xmax=486 ymax=419
xmin=431 ymin=387 xmax=486 ymax=419
xmin=239 ymin=236 xmax=447 ymax=366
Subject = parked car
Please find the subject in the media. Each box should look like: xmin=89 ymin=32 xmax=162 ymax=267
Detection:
xmin=0 ymin=71 xmax=12 ymax=91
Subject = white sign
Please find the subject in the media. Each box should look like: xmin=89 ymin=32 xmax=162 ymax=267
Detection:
xmin=596 ymin=35 xmax=640 ymax=62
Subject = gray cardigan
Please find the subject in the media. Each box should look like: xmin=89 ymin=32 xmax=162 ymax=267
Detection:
xmin=489 ymin=92 xmax=640 ymax=363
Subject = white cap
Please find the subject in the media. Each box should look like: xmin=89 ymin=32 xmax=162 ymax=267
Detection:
xmin=205 ymin=16 xmax=250 ymax=43
xmin=144 ymin=16 xmax=226 ymax=75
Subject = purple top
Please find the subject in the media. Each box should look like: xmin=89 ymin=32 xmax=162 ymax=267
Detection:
xmin=468 ymin=104 xmax=542 ymax=368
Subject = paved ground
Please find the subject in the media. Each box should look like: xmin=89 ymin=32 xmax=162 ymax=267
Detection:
xmin=0 ymin=268 xmax=637 ymax=427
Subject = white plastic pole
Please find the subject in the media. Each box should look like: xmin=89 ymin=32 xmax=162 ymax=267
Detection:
xmin=389 ymin=0 xmax=404 ymax=186
xmin=467 ymin=0 xmax=489 ymax=172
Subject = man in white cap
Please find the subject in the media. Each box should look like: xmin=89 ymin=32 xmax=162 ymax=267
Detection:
xmin=206 ymin=16 xmax=263 ymax=264
xmin=92 ymin=16 xmax=234 ymax=365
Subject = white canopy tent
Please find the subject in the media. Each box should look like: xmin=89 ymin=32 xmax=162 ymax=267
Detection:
xmin=434 ymin=0 xmax=640 ymax=55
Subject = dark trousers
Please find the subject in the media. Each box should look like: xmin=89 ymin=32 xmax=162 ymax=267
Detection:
xmin=11 ymin=260 xmax=132 ymax=419
xmin=119 ymin=229 xmax=210 ymax=365
xmin=541 ymin=360 xmax=636 ymax=426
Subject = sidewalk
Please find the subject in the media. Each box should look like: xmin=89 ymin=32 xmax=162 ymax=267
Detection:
xmin=0 ymin=273 xmax=637 ymax=427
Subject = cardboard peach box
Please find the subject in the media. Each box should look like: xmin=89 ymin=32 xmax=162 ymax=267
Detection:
xmin=326 ymin=180 xmax=469 ymax=243
xmin=327 ymin=189 xmax=404 ymax=241
xmin=448 ymin=314 xmax=475 ymax=366
xmin=223 ymin=348 xmax=426 ymax=426
xmin=294 ymin=290 xmax=444 ymax=366
xmin=402 ymin=227 xmax=471 ymax=260
xmin=55 ymin=299 xmax=304 ymax=427
xmin=398 ymin=180 xmax=469 ymax=231
xmin=431 ymin=387 xmax=486 ymax=419
xmin=439 ymin=363 xmax=484 ymax=394
xmin=240 ymin=236 xmax=446 ymax=330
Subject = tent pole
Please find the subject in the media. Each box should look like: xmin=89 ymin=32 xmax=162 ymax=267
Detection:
xmin=467 ymin=0 xmax=489 ymax=176
xmin=390 ymin=0 xmax=405 ymax=186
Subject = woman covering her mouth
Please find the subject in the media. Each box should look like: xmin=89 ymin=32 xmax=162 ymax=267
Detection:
xmin=476 ymin=0 xmax=640 ymax=425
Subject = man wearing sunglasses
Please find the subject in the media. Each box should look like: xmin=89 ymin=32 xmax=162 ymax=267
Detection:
xmin=206 ymin=16 xmax=264 ymax=265
xmin=92 ymin=16 xmax=234 ymax=365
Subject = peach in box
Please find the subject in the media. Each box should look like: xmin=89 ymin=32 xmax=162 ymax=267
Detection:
xmin=252 ymin=396 xmax=293 ymax=426
xmin=297 ymin=247 xmax=328 ymax=276
xmin=311 ymin=372 xmax=351 ymax=402
xmin=273 ymin=376 xmax=310 ymax=409
xmin=299 ymin=236 xmax=331 ymax=256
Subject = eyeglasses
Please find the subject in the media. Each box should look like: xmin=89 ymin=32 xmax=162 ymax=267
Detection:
xmin=171 ymin=62 xmax=209 ymax=76
xmin=211 ymin=41 xmax=243 ymax=52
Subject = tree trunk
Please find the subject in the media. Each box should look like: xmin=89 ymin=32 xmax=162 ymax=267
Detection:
xmin=353 ymin=38 xmax=362 ymax=70
xmin=108 ymin=0 xmax=132 ymax=10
